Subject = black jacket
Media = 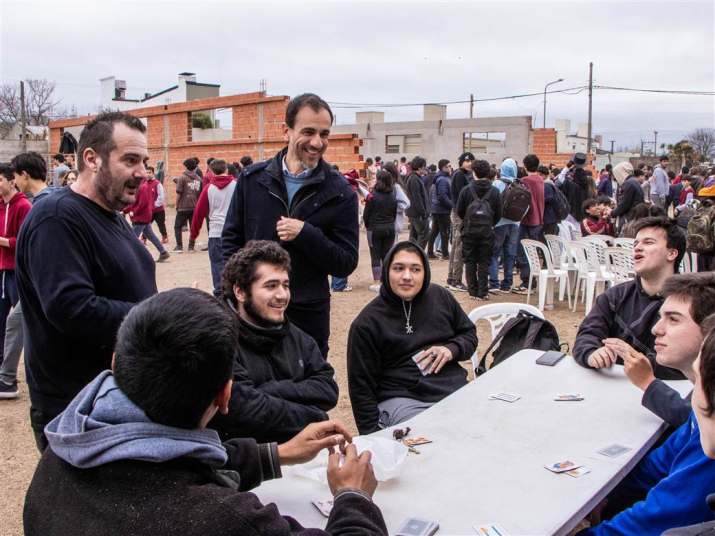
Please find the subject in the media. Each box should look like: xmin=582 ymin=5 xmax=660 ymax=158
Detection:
xmin=450 ymin=168 xmax=473 ymax=206
xmin=612 ymin=176 xmax=645 ymax=220
xmin=404 ymin=172 xmax=429 ymax=219
xmin=642 ymin=379 xmax=693 ymax=428
xmin=573 ymin=278 xmax=685 ymax=380
xmin=211 ymin=315 xmax=338 ymax=444
xmin=456 ymin=179 xmax=502 ymax=226
xmin=347 ymin=242 xmax=477 ymax=434
xmin=16 ymin=188 xmax=157 ymax=420
xmin=559 ymin=167 xmax=591 ymax=220
xmin=25 ymin=438 xmax=387 ymax=536
xmin=429 ymin=172 xmax=453 ymax=215
xmin=221 ymin=149 xmax=359 ymax=305
xmin=363 ymin=190 xmax=397 ymax=231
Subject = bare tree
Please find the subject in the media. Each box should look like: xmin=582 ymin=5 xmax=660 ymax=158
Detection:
xmin=687 ymin=128 xmax=715 ymax=161
xmin=0 ymin=79 xmax=69 ymax=137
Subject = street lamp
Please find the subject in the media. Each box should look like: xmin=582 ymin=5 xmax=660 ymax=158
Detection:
xmin=543 ymin=78 xmax=565 ymax=129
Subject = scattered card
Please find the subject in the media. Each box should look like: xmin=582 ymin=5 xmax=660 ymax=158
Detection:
xmin=412 ymin=352 xmax=430 ymax=376
xmin=489 ymin=392 xmax=521 ymax=402
xmin=554 ymin=393 xmax=584 ymax=401
xmin=474 ymin=523 xmax=511 ymax=536
xmin=545 ymin=459 xmax=582 ymax=473
xmin=566 ymin=466 xmax=591 ymax=478
xmin=311 ymin=499 xmax=333 ymax=517
xmin=404 ymin=436 xmax=432 ymax=447
xmin=598 ymin=444 xmax=632 ymax=457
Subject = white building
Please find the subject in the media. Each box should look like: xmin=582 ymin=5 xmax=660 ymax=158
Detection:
xmin=555 ymin=119 xmax=602 ymax=154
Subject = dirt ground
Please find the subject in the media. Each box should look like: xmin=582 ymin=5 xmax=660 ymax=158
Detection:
xmin=0 ymin=209 xmax=584 ymax=535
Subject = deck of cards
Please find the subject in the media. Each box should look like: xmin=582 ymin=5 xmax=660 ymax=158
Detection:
xmin=598 ymin=444 xmax=632 ymax=457
xmin=488 ymin=392 xmax=521 ymax=403
xmin=554 ymin=393 xmax=584 ymax=401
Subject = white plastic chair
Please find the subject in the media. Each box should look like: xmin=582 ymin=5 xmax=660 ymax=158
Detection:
xmin=681 ymin=252 xmax=698 ymax=273
xmin=520 ymin=239 xmax=572 ymax=312
xmin=605 ymin=247 xmax=635 ymax=284
xmin=569 ymin=241 xmax=612 ymax=314
xmin=544 ymin=234 xmax=567 ymax=269
xmin=467 ymin=303 xmax=544 ymax=374
xmin=613 ymin=237 xmax=635 ymax=249
xmin=581 ymin=234 xmax=614 ymax=246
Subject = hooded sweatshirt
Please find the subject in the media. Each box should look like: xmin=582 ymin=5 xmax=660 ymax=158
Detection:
xmin=123 ymin=179 xmax=155 ymax=224
xmin=494 ymin=158 xmax=520 ymax=227
xmin=347 ymin=241 xmax=478 ymax=434
xmin=190 ymin=174 xmax=237 ymax=241
xmin=0 ymin=191 xmax=31 ymax=271
xmin=175 ymin=170 xmax=202 ymax=212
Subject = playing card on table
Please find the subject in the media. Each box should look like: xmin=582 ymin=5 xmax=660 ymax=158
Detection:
xmin=403 ymin=436 xmax=432 ymax=447
xmin=311 ymin=499 xmax=333 ymax=517
xmin=554 ymin=393 xmax=584 ymax=401
xmin=474 ymin=523 xmax=511 ymax=535
xmin=598 ymin=444 xmax=631 ymax=457
xmin=545 ymin=459 xmax=581 ymax=473
xmin=566 ymin=466 xmax=591 ymax=478
xmin=488 ymin=392 xmax=521 ymax=402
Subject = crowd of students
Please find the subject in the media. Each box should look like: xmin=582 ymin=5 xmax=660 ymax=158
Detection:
xmin=0 ymin=93 xmax=714 ymax=534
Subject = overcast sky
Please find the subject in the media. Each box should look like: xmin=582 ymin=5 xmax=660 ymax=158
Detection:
xmin=1 ymin=0 xmax=713 ymax=150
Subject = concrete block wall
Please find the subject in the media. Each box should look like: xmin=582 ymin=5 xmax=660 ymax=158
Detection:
xmin=49 ymin=92 xmax=363 ymax=207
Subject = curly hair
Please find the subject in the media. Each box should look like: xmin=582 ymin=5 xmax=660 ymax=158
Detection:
xmin=221 ymin=240 xmax=291 ymax=306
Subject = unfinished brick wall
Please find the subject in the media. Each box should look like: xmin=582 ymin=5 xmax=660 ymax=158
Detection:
xmin=530 ymin=128 xmax=593 ymax=170
xmin=49 ymin=92 xmax=363 ymax=207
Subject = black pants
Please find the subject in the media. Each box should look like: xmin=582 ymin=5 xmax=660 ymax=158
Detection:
xmin=462 ymin=235 xmax=494 ymax=298
xmin=174 ymin=210 xmax=194 ymax=249
xmin=152 ymin=210 xmax=167 ymax=238
xmin=428 ymin=213 xmax=451 ymax=257
xmin=543 ymin=222 xmax=559 ymax=236
xmin=287 ymin=300 xmax=330 ymax=359
xmin=409 ymin=216 xmax=429 ymax=249
xmin=30 ymin=406 xmax=53 ymax=453
xmin=369 ymin=227 xmax=396 ymax=269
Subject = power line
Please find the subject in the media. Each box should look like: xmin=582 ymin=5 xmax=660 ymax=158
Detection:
xmin=595 ymin=85 xmax=715 ymax=96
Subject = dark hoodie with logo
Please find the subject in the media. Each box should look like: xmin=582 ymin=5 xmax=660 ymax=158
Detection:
xmin=347 ymin=241 xmax=478 ymax=434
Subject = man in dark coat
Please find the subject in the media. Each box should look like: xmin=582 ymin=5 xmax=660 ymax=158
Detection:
xmin=404 ymin=156 xmax=430 ymax=249
xmin=211 ymin=240 xmax=338 ymax=443
xmin=348 ymin=241 xmax=477 ymax=434
xmin=221 ymin=94 xmax=359 ymax=358
xmin=24 ymin=288 xmax=387 ymax=536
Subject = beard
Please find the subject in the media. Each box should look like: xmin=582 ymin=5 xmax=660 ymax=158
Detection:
xmin=243 ymin=292 xmax=285 ymax=328
xmin=94 ymin=162 xmax=141 ymax=211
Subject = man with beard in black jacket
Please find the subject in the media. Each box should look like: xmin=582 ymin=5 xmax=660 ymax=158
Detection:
xmin=24 ymin=288 xmax=386 ymax=536
xmin=347 ymin=241 xmax=477 ymax=434
xmin=211 ymin=240 xmax=338 ymax=443
xmin=221 ymin=93 xmax=359 ymax=359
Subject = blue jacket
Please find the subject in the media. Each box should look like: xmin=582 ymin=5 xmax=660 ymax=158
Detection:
xmin=583 ymin=413 xmax=715 ymax=535
xmin=221 ymin=149 xmax=359 ymax=305
xmin=430 ymin=171 xmax=453 ymax=215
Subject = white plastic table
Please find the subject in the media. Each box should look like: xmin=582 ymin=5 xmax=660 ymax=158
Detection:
xmin=253 ymin=349 xmax=693 ymax=536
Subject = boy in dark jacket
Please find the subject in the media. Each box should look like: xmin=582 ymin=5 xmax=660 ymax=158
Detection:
xmin=347 ymin=241 xmax=477 ymax=434
xmin=174 ymin=158 xmax=202 ymax=252
xmin=457 ymin=160 xmax=501 ymax=300
xmin=611 ymin=168 xmax=646 ymax=223
xmin=574 ymin=217 xmax=687 ymax=380
xmin=405 ymin=156 xmax=430 ymax=249
xmin=363 ymin=170 xmax=397 ymax=286
xmin=211 ymin=241 xmax=338 ymax=443
xmin=24 ymin=288 xmax=387 ymax=536
xmin=427 ymin=159 xmax=453 ymax=259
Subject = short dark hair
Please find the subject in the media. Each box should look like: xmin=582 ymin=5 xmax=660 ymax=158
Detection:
xmin=660 ymin=155 xmax=670 ymax=162
xmin=53 ymin=153 xmax=65 ymax=163
xmin=632 ymin=217 xmax=687 ymax=271
xmin=438 ymin=159 xmax=450 ymax=171
xmin=517 ymin=166 xmax=528 ymax=179
xmin=240 ymin=156 xmax=253 ymax=168
xmin=605 ymin=164 xmax=613 ymax=172
xmin=682 ymin=166 xmax=690 ymax=174
xmin=0 ymin=163 xmax=14 ymax=181
xmin=374 ymin=170 xmax=394 ymax=193
xmin=209 ymin=159 xmax=227 ymax=175
xmin=427 ymin=164 xmax=437 ymax=172
xmin=473 ymin=159 xmax=491 ymax=179
xmin=146 ymin=166 xmax=155 ymax=174
xmin=699 ymin=314 xmax=715 ymax=416
xmin=375 ymin=156 xmax=382 ymax=163
xmin=662 ymin=273 xmax=715 ymax=330
xmin=410 ymin=156 xmax=426 ymax=171
xmin=633 ymin=168 xmax=645 ymax=178
xmin=227 ymin=164 xmax=238 ymax=176
xmin=10 ymin=151 xmax=46 ymax=180
xmin=523 ymin=154 xmax=540 ymax=172
xmin=221 ymin=240 xmax=291 ymax=306
xmin=77 ymin=112 xmax=146 ymax=172
xmin=113 ymin=288 xmax=236 ymax=429
xmin=383 ymin=161 xmax=398 ymax=181
xmin=183 ymin=158 xmax=198 ymax=171
xmin=537 ymin=165 xmax=549 ymax=175
xmin=400 ymin=157 xmax=407 ymax=163
xmin=596 ymin=195 xmax=613 ymax=206
xmin=285 ymin=93 xmax=333 ymax=129
xmin=365 ymin=157 xmax=374 ymax=165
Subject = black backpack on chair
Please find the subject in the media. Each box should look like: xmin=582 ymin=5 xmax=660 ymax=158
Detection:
xmin=475 ymin=310 xmax=566 ymax=376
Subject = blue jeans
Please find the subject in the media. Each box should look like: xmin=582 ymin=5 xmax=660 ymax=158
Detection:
xmin=0 ymin=271 xmax=18 ymax=365
xmin=331 ymin=276 xmax=348 ymax=291
xmin=133 ymin=223 xmax=166 ymax=254
xmin=208 ymin=237 xmax=223 ymax=298
xmin=517 ymin=225 xmax=544 ymax=285
xmin=489 ymin=224 xmax=519 ymax=290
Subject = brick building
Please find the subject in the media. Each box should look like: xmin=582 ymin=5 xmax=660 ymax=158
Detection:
xmin=531 ymin=127 xmax=593 ymax=169
xmin=48 ymin=91 xmax=363 ymax=206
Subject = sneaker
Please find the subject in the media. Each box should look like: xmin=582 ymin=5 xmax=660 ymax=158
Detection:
xmin=200 ymin=244 xmax=209 ymax=252
xmin=511 ymin=285 xmax=529 ymax=295
xmin=335 ymin=286 xmax=353 ymax=292
xmin=157 ymin=251 xmax=170 ymax=263
xmin=173 ymin=246 xmax=183 ymax=253
xmin=0 ymin=380 xmax=18 ymax=399
xmin=488 ymin=287 xmax=502 ymax=295
xmin=470 ymin=295 xmax=487 ymax=301
xmin=368 ymin=283 xmax=381 ymax=292
xmin=448 ymin=282 xmax=468 ymax=292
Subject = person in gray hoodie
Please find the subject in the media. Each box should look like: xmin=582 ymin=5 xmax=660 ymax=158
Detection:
xmin=24 ymin=287 xmax=387 ymax=536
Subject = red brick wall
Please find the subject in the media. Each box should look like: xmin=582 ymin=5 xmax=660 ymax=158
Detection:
xmin=530 ymin=128 xmax=593 ymax=171
xmin=49 ymin=92 xmax=363 ymax=207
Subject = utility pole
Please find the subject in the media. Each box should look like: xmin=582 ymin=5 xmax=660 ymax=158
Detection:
xmin=469 ymin=93 xmax=474 ymax=119
xmin=641 ymin=140 xmax=645 ymax=155
xmin=586 ymin=62 xmax=593 ymax=155
xmin=654 ymin=130 xmax=658 ymax=156
xmin=20 ymin=81 xmax=27 ymax=153
xmin=610 ymin=140 xmax=615 ymax=154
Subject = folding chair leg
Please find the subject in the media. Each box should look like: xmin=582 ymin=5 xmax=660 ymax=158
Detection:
xmin=526 ymin=275 xmax=533 ymax=305
xmin=585 ymin=274 xmax=596 ymax=315
xmin=538 ymin=272 xmax=548 ymax=311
